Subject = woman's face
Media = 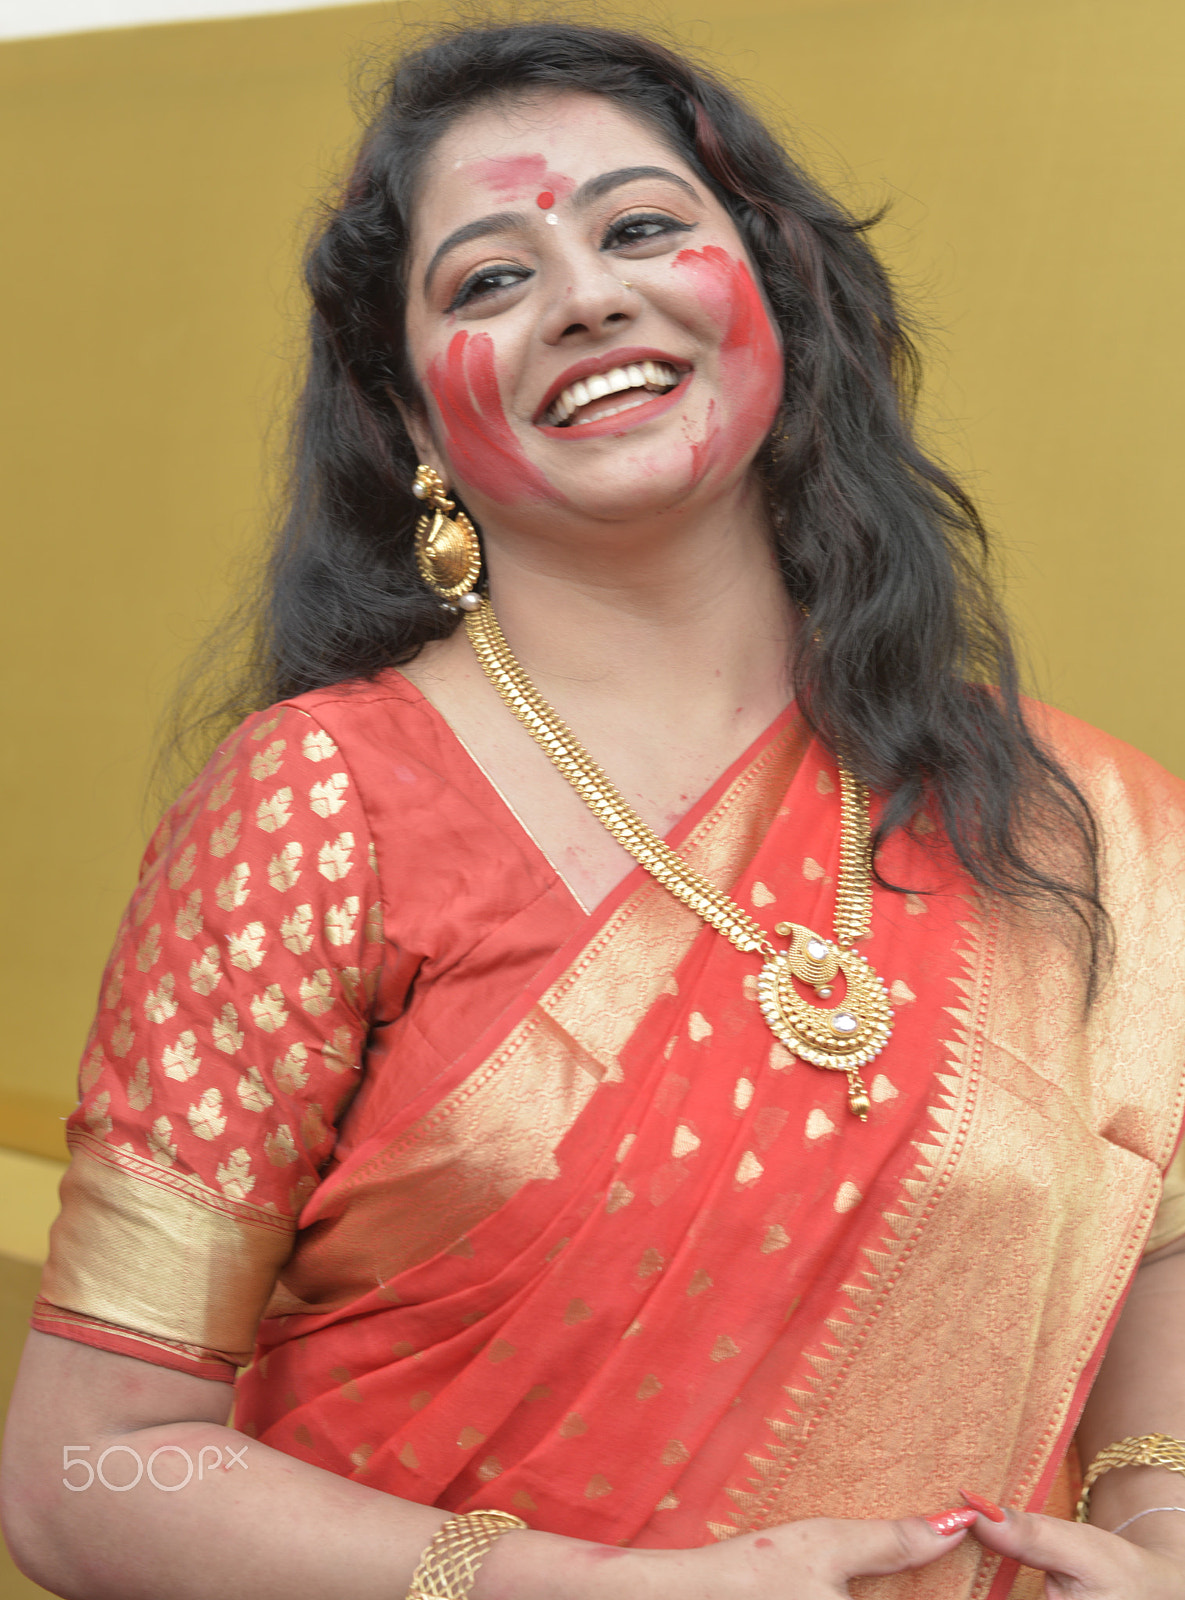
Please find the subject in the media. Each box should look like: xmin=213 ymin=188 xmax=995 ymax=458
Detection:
xmin=402 ymin=90 xmax=783 ymax=532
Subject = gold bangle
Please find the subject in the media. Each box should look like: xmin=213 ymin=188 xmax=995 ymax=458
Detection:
xmin=1076 ymin=1434 xmax=1185 ymax=1523
xmin=405 ymin=1510 xmax=529 ymax=1600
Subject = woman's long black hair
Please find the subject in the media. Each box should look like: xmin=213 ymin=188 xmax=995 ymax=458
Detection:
xmin=179 ymin=19 xmax=1107 ymax=985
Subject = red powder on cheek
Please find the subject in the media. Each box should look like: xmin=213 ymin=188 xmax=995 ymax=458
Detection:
xmin=426 ymin=331 xmax=558 ymax=506
xmin=673 ymin=245 xmax=782 ymax=483
xmin=470 ymin=155 xmax=574 ymax=204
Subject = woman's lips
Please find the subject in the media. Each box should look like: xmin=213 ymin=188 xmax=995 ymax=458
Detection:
xmin=535 ymin=372 xmax=691 ymax=439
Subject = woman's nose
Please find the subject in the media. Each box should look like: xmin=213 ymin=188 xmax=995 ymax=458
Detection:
xmin=536 ymin=258 xmax=638 ymax=345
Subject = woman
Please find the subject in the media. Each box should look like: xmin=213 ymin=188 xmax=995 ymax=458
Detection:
xmin=3 ymin=20 xmax=1184 ymax=1600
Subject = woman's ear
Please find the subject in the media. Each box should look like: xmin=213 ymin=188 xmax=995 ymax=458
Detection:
xmin=390 ymin=390 xmax=447 ymax=480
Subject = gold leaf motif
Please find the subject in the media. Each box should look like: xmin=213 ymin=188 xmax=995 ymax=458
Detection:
xmin=80 ymin=1044 xmax=103 ymax=1094
xmin=671 ymin=1123 xmax=701 ymax=1159
xmin=268 ymin=841 xmax=303 ymax=893
xmin=102 ymin=958 xmax=125 ymax=1010
xmin=299 ymin=969 xmax=334 ymax=1016
xmin=188 ymin=1086 xmax=227 ymax=1141
xmin=769 ymin=1041 xmax=795 ymax=1072
xmin=324 ymin=896 xmax=360 ymax=947
xmin=760 ymin=1223 xmax=791 ymax=1254
xmin=349 ymin=1444 xmax=374 ymax=1471
xmin=147 ymin=1115 xmax=177 ymax=1166
xmin=904 ymin=892 xmax=927 ymax=915
xmin=318 ymin=831 xmax=355 ymax=882
xmin=710 ymin=1334 xmax=741 ymax=1363
xmin=815 ymin=768 xmax=835 ymax=794
xmin=143 ymin=974 xmax=178 ymax=1025
xmin=687 ymin=1268 xmax=713 ymax=1296
xmin=109 ymin=1006 xmax=134 ymax=1057
xmin=457 ymin=1426 xmax=486 ymax=1451
xmin=127 ymin=1057 xmax=152 ymax=1111
xmin=290 ymin=1173 xmax=316 ymax=1210
xmin=188 ymin=946 xmax=222 ymax=996
xmin=398 ymin=1441 xmax=419 ymax=1470
xmin=476 ymin=1456 xmax=503 ymax=1482
xmin=741 ymin=972 xmax=759 ymax=1001
xmin=323 ymin=1026 xmax=358 ymax=1074
xmin=339 ymin=966 xmax=367 ymax=1008
xmin=250 ymin=712 xmax=283 ymax=742
xmin=310 ymin=772 xmax=349 ymax=818
xmin=250 ymin=984 xmax=289 ymax=1033
xmin=733 ymin=1077 xmax=754 ymax=1112
xmin=249 ymin=740 xmax=286 ymax=781
xmin=637 ymin=1374 xmax=662 ymax=1400
xmin=162 ymin=1030 xmax=200 ymax=1081
xmin=206 ymin=770 xmax=237 ymax=812
xmin=621 ymin=1319 xmax=642 ymax=1339
xmin=751 ymin=880 xmax=776 ymax=907
xmin=281 ymin=903 xmax=314 ymax=955
xmin=273 ymin=1041 xmax=309 ymax=1092
xmin=656 ymin=1493 xmax=679 ymax=1511
xmin=637 ymin=1247 xmax=664 ymax=1278
xmin=870 ymin=1073 xmax=898 ymax=1103
xmin=606 ymin=1180 xmax=634 ymax=1213
xmin=216 ymin=1146 xmax=255 ymax=1200
xmin=688 ymin=1010 xmax=713 ymax=1041
xmin=255 ymin=788 xmax=293 ymax=834
xmin=615 ymin=1132 xmax=636 ymax=1164
xmin=805 ymin=1107 xmax=836 ymax=1141
xmin=585 ymin=1475 xmax=613 ymax=1499
xmin=136 ymin=925 xmax=162 ymax=973
xmin=367 ymin=840 xmax=378 ymax=873
xmin=486 ymin=1339 xmax=516 ymax=1364
xmin=168 ymin=842 xmax=197 ymax=889
xmin=264 ymin=1124 xmax=298 ymax=1165
xmin=215 ymin=863 xmax=251 ymax=913
xmin=834 ymin=1179 xmax=862 ymax=1212
xmin=175 ymin=890 xmax=203 ymax=940
xmin=212 ymin=1002 xmax=244 ymax=1055
xmin=409 ymin=1390 xmax=432 ymax=1411
xmin=227 ymin=922 xmax=266 ymax=972
xmin=209 ymin=810 xmax=242 ymax=859
xmin=889 ymin=978 xmax=917 ymax=1005
xmin=661 ymin=1439 xmax=691 ymax=1465
xmin=84 ymin=1091 xmax=112 ymax=1137
xmin=364 ymin=901 xmax=383 ymax=944
xmin=559 ymin=1413 xmax=587 ymax=1438
xmin=236 ymin=1066 xmax=274 ymax=1113
xmin=131 ymin=881 xmax=158 ymax=928
xmin=802 ymin=856 xmax=825 ymax=882
xmin=563 ymin=1298 xmax=592 ymax=1325
xmin=301 ymin=728 xmax=338 ymax=763
xmin=300 ymin=1102 xmax=330 ymax=1149
xmin=734 ymin=1150 xmax=763 ymax=1186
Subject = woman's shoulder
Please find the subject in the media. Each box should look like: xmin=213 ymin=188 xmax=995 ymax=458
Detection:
xmin=1025 ymin=697 xmax=1185 ymax=828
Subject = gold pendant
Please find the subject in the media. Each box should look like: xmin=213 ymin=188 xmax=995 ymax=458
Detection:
xmin=756 ymin=923 xmax=893 ymax=1120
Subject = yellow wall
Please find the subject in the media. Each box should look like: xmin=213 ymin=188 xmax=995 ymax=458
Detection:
xmin=2 ymin=0 xmax=1183 ymax=1144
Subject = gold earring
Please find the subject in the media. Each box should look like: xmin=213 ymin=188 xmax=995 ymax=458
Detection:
xmin=411 ymin=465 xmax=482 ymax=611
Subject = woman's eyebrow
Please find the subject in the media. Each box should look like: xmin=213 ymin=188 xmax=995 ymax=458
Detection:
xmin=423 ymin=211 xmax=525 ymax=294
xmin=574 ymin=166 xmax=701 ymax=206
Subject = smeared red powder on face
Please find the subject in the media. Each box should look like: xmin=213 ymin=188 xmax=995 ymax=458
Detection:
xmin=470 ymin=154 xmax=574 ymax=205
xmin=673 ymin=245 xmax=782 ymax=484
xmin=426 ymin=330 xmax=558 ymax=506
xmin=536 ymin=191 xmax=554 ymax=210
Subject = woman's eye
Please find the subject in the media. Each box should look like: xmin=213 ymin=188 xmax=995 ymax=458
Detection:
xmin=448 ymin=265 xmax=531 ymax=312
xmin=603 ymin=212 xmax=694 ymax=250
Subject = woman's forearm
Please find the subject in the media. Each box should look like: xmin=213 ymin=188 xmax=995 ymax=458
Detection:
xmin=1076 ymin=1241 xmax=1185 ymax=1558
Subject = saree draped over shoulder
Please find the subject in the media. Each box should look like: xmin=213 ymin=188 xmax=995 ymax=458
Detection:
xmin=35 ymin=675 xmax=1185 ymax=1600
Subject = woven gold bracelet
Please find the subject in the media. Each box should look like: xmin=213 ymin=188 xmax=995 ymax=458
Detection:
xmin=405 ymin=1510 xmax=529 ymax=1600
xmin=1076 ymin=1434 xmax=1185 ymax=1523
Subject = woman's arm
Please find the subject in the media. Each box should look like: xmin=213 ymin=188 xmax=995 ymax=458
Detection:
xmin=0 ymin=1332 xmax=968 ymax=1600
xmin=968 ymin=1238 xmax=1185 ymax=1595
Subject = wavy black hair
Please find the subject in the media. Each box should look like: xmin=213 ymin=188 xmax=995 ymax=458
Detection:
xmin=180 ymin=18 xmax=1106 ymax=985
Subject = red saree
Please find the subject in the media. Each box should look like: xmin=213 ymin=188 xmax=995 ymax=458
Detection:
xmin=35 ymin=675 xmax=1185 ymax=1600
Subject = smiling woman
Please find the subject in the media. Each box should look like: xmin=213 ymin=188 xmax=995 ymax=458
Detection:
xmin=3 ymin=20 xmax=1185 ymax=1600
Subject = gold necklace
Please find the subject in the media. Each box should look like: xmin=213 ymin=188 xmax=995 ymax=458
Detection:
xmin=465 ymin=599 xmax=893 ymax=1119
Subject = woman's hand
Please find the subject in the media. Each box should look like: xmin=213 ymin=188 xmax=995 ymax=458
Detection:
xmin=968 ymin=1504 xmax=1185 ymax=1598
xmin=621 ymin=1510 xmax=977 ymax=1598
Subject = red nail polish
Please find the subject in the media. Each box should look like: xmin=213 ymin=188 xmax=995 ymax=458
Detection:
xmin=925 ymin=1507 xmax=979 ymax=1535
xmin=959 ymin=1488 xmax=1006 ymax=1523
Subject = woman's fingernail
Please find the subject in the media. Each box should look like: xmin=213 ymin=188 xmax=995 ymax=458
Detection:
xmin=959 ymin=1488 xmax=1007 ymax=1523
xmin=925 ymin=1507 xmax=979 ymax=1535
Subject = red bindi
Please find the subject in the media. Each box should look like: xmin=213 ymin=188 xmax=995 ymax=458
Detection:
xmin=536 ymin=190 xmax=555 ymax=210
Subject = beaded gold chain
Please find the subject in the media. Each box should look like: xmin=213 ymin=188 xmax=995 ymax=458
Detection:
xmin=465 ymin=598 xmax=893 ymax=1118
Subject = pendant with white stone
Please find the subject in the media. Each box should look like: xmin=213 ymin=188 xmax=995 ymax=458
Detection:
xmin=756 ymin=923 xmax=893 ymax=1120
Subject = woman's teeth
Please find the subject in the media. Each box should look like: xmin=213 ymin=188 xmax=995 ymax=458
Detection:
xmin=545 ymin=361 xmax=681 ymax=426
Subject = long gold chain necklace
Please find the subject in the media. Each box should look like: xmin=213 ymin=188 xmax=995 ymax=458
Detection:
xmin=464 ymin=599 xmax=893 ymax=1119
